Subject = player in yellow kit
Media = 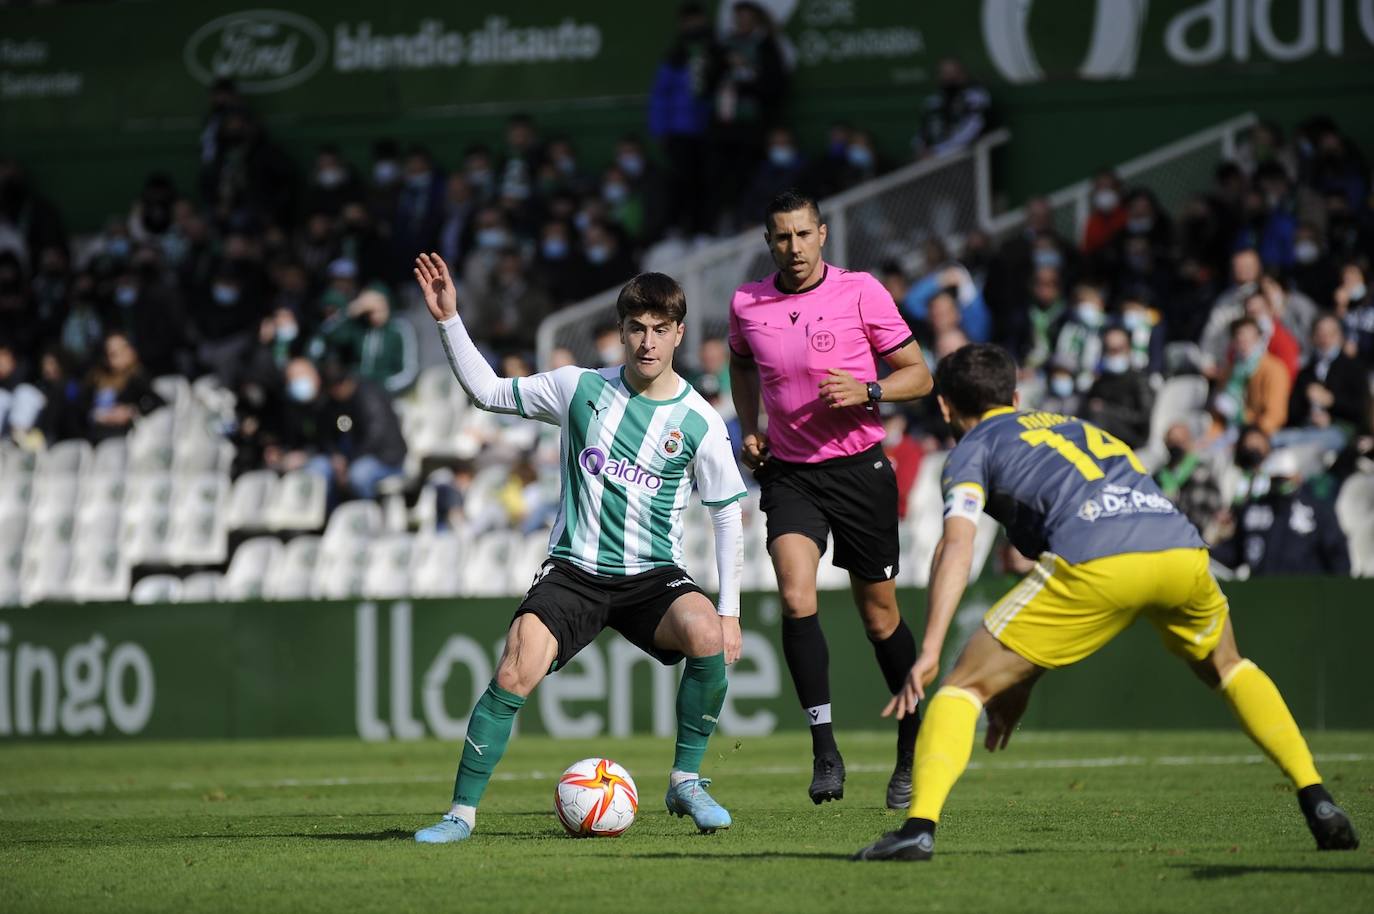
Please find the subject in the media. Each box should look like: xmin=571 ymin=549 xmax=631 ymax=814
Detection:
xmin=853 ymin=343 xmax=1359 ymax=861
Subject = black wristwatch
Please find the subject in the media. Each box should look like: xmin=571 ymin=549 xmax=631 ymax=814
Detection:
xmin=866 ymin=381 xmax=883 ymax=403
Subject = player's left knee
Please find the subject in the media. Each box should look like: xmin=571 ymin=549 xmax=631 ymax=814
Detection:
xmin=858 ymin=599 xmax=900 ymax=640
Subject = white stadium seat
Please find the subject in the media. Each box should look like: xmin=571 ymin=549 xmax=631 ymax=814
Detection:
xmin=131 ymin=573 xmax=183 ymax=604
xmin=166 ymin=473 xmax=230 ymax=566
xmin=20 ymin=542 xmax=71 ymax=605
xmin=36 ymin=438 xmax=91 ymax=478
xmin=362 ymin=533 xmax=415 ymax=599
xmin=265 ymin=469 xmax=327 ymax=532
xmin=320 ymin=499 xmax=383 ymax=550
xmin=1335 ymin=471 xmax=1374 ymax=577
xmin=127 ymin=407 xmax=176 ymax=473
xmin=68 ymin=543 xmax=131 ymax=602
xmin=409 ymin=531 xmax=466 ymax=597
xmin=462 ymin=530 xmax=518 ymax=596
xmin=227 ymin=469 xmax=277 ymax=532
xmin=179 ymin=571 xmax=222 ymax=603
xmin=220 ymin=537 xmax=282 ymax=601
xmin=1138 ymin=375 xmax=1209 ymax=471
xmin=91 ymin=436 xmax=128 ymax=476
xmin=264 ymin=535 xmax=321 ymax=600
xmin=312 ymin=538 xmax=370 ymax=600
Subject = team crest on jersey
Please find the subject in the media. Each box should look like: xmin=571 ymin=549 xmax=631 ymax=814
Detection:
xmin=661 ymin=428 xmax=684 ymax=457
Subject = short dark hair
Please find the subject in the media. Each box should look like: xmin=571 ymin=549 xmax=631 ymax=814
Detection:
xmin=1231 ymin=315 xmax=1260 ymax=337
xmin=765 ymin=189 xmax=822 ymax=233
xmin=616 ymin=272 xmax=687 ymax=324
xmin=935 ymin=343 xmax=1017 ymax=418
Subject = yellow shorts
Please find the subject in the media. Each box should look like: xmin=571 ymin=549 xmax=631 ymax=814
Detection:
xmin=983 ymin=548 xmax=1229 ymax=669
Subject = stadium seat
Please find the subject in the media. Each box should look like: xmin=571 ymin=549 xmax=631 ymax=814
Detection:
xmin=127 ymin=407 xmax=176 ymax=473
xmin=76 ymin=472 xmax=125 ymax=529
xmin=1138 ymin=376 xmax=1209 ymax=471
xmin=312 ymin=537 xmax=370 ymax=600
xmin=166 ymin=473 xmax=230 ymax=566
xmin=35 ymin=438 xmax=91 ymax=478
xmin=0 ymin=441 xmax=38 ymax=479
xmin=73 ymin=503 xmax=122 ymax=554
xmin=179 ymin=571 xmax=222 ymax=603
xmin=122 ymin=504 xmax=172 ymax=567
xmin=131 ymin=574 xmax=183 ymax=605
xmin=68 ymin=543 xmax=131 ymax=603
xmin=226 ymin=469 xmax=277 ymax=532
xmin=0 ymin=463 xmax=34 ymax=516
xmin=1335 ymin=471 xmax=1374 ymax=577
xmin=20 ymin=542 xmax=71 ymax=605
xmin=265 ymin=469 xmax=327 ymax=532
xmin=151 ymin=375 xmax=191 ymax=412
xmin=91 ymin=436 xmax=128 ymax=476
xmin=409 ymin=531 xmax=466 ymax=597
xmin=508 ymin=530 xmax=549 ymax=595
xmin=264 ymin=535 xmax=320 ymax=600
xmin=362 ymin=533 xmax=415 ymax=599
xmin=220 ymin=537 xmax=283 ymax=601
xmin=173 ymin=429 xmax=235 ymax=475
xmin=24 ymin=477 xmax=78 ymax=551
xmin=320 ymin=499 xmax=383 ymax=549
xmin=462 ymin=530 xmax=517 ymax=596
xmin=0 ymin=511 xmax=26 ymax=607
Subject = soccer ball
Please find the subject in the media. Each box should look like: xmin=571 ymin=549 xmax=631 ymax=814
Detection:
xmin=554 ymin=757 xmax=639 ymax=837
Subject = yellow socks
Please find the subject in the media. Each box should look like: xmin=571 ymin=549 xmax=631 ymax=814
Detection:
xmin=1220 ymin=659 xmax=1321 ymax=789
xmin=908 ymin=686 xmax=983 ymax=823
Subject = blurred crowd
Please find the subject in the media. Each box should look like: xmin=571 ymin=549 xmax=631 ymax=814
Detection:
xmin=0 ymin=0 xmax=1370 ymax=576
xmin=875 ymin=115 xmax=1374 ymax=577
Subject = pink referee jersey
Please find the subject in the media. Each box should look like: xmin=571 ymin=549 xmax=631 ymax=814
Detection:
xmin=728 ymin=263 xmax=915 ymax=463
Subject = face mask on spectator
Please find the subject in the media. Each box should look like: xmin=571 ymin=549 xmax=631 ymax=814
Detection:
xmin=555 ymin=156 xmax=577 ymax=176
xmin=288 ymin=376 xmax=318 ymax=403
xmin=1127 ymin=216 xmax=1154 ymax=234
xmin=476 ymin=228 xmax=509 ymax=250
xmin=603 ymin=182 xmax=629 ymax=205
xmin=541 ymin=238 xmax=569 ymax=260
xmin=467 ymin=168 xmax=493 ymax=190
xmin=212 ymin=283 xmax=240 ymax=306
xmin=107 ymin=238 xmax=131 ymax=260
xmin=846 ymin=145 xmax=874 ymax=169
xmin=1050 ymin=375 xmax=1074 ymax=398
xmin=616 ymin=153 xmax=644 ymax=178
xmin=1235 ymin=446 xmax=1265 ymax=470
xmin=1294 ymin=240 xmax=1320 ymax=264
xmin=317 ymin=168 xmax=346 ymax=188
xmin=1166 ymin=444 xmax=1187 ymax=464
xmin=1101 ymin=353 xmax=1130 ymax=374
xmin=1350 ymin=283 xmax=1368 ymax=303
xmin=573 ymin=211 xmax=592 ymax=233
xmin=586 ymin=244 xmax=612 ymax=265
xmin=276 ymin=323 xmax=298 ymax=343
xmin=769 ymin=146 xmax=798 ymax=168
xmin=372 ymin=160 xmax=399 ymax=185
xmin=406 ymin=171 xmax=432 ymax=190
xmin=1092 ymin=189 xmax=1119 ymax=212
xmin=1075 ymin=301 xmax=1103 ymax=326
xmin=1032 ymin=248 xmax=1061 ymax=270
xmin=1122 ymin=309 xmax=1148 ymax=331
xmin=114 ymin=284 xmax=138 ymax=307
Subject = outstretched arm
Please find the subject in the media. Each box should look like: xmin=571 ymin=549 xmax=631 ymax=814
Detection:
xmin=883 ymin=516 xmax=976 ymax=720
xmin=708 ymin=500 xmax=745 ymax=663
xmin=415 ymin=253 xmax=519 ymax=415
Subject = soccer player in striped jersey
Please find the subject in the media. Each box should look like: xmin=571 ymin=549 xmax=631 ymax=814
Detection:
xmin=411 ymin=254 xmax=746 ymax=843
xmin=854 ymin=344 xmax=1359 ymax=861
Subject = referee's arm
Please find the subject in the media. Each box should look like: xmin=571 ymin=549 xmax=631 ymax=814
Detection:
xmin=875 ymin=340 xmax=933 ymax=402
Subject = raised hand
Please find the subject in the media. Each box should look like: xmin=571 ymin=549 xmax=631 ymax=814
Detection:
xmin=414 ymin=252 xmax=458 ymax=322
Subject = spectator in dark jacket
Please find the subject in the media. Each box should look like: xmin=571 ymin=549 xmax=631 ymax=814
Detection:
xmin=313 ymin=362 xmax=407 ymax=502
xmin=1213 ymin=449 xmax=1350 ymax=576
xmin=1155 ymin=421 xmax=1225 ymax=543
xmin=915 ymin=57 xmax=991 ymax=159
xmin=1082 ymin=326 xmax=1153 ymax=447
xmin=649 ymin=2 xmax=719 ymax=237
xmin=80 ymin=332 xmax=164 ymax=442
xmin=739 ymin=126 xmax=806 ymax=226
xmin=1283 ymin=315 xmax=1370 ymax=444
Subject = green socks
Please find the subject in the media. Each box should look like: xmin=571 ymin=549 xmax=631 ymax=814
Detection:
xmin=452 ymin=682 xmax=525 ymax=807
xmin=673 ymin=653 xmax=728 ymax=774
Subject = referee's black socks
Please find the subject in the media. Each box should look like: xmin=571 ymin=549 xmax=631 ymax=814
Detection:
xmin=871 ymin=617 xmax=921 ymax=756
xmin=781 ymin=614 xmax=839 ymax=757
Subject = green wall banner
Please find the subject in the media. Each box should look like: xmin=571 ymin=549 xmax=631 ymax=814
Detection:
xmin=3 ymin=2 xmax=1374 ymax=228
xmin=2 ymin=578 xmax=1371 ymax=742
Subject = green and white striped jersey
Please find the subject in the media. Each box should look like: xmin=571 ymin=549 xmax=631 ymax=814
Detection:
xmin=512 ymin=366 xmax=747 ymax=577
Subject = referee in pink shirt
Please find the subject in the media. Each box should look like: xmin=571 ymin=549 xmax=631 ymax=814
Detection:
xmin=729 ymin=190 xmax=934 ymax=808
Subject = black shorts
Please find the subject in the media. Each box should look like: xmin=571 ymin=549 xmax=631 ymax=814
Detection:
xmin=513 ymin=558 xmax=707 ymax=671
xmin=756 ymin=443 xmax=900 ymax=581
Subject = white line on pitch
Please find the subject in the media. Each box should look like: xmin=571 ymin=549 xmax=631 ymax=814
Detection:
xmin=0 ymin=752 xmax=1367 ymax=798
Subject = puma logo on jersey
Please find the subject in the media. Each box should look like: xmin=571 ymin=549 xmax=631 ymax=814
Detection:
xmin=701 ymin=714 xmax=719 ymax=724
xmin=465 ymin=736 xmax=488 ymax=756
xmin=586 ymin=399 xmax=606 ymax=420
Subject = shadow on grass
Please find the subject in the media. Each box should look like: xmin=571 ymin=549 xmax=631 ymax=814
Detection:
xmin=1177 ymin=863 xmax=1374 ymax=880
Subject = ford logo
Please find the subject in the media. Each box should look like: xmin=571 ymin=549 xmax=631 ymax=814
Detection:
xmin=184 ymin=9 xmax=327 ymax=94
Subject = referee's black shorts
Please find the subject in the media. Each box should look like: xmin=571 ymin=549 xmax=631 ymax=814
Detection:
xmin=755 ymin=443 xmax=899 ymax=582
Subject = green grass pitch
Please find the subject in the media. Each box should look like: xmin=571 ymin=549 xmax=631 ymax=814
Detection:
xmin=3 ymin=731 xmax=1372 ymax=913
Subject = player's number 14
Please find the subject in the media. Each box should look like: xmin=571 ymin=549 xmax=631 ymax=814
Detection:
xmin=1019 ymin=425 xmax=1145 ymax=480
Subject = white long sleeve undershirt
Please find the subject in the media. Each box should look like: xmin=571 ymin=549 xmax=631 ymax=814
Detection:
xmin=437 ymin=313 xmax=519 ymax=414
xmin=708 ymin=500 xmax=743 ymax=618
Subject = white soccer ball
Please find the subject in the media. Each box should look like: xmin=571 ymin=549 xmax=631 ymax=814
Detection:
xmin=554 ymin=757 xmax=639 ymax=837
